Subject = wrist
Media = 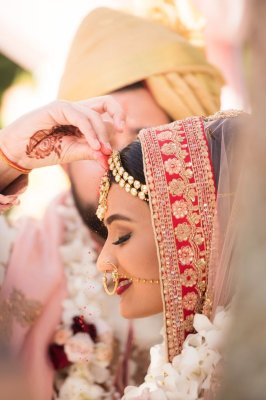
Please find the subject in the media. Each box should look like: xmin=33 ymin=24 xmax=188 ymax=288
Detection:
xmin=0 ymin=127 xmax=32 ymax=174
xmin=0 ymin=157 xmax=22 ymax=192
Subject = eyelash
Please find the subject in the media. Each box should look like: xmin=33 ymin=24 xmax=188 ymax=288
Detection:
xmin=112 ymin=233 xmax=132 ymax=246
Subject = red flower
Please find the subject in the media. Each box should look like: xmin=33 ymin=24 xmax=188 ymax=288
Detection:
xmin=48 ymin=344 xmax=71 ymax=370
xmin=71 ymin=316 xmax=97 ymax=342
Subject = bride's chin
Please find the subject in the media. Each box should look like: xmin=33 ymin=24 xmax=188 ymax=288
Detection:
xmin=119 ymin=301 xmax=162 ymax=319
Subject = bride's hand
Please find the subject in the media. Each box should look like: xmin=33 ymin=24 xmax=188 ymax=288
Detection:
xmin=0 ymin=96 xmax=125 ymax=171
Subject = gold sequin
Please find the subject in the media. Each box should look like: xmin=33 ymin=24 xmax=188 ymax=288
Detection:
xmin=161 ymin=142 xmax=178 ymax=155
xmin=183 ymin=292 xmax=199 ymax=311
xmin=175 ymin=223 xmax=192 ymax=242
xmin=184 ymin=314 xmax=194 ymax=332
xmin=172 ymin=200 xmax=188 ymax=219
xmin=180 ymin=268 xmax=198 ymax=287
xmin=157 ymin=130 xmax=175 ymax=141
xmin=164 ymin=158 xmax=182 ymax=175
xmin=178 ymin=246 xmax=194 ymax=265
xmin=169 ymin=179 xmax=185 ymax=196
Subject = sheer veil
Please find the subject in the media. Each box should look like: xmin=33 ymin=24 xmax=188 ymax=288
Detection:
xmin=201 ymin=113 xmax=247 ymax=399
xmin=205 ymin=114 xmax=247 ymax=319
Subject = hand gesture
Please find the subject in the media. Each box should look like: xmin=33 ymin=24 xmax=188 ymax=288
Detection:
xmin=0 ymin=96 xmax=125 ymax=170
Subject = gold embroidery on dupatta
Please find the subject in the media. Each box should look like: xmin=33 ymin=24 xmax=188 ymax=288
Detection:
xmin=0 ymin=288 xmax=42 ymax=344
xmin=183 ymin=292 xmax=198 ymax=311
xmin=204 ymin=109 xmax=243 ymax=121
xmin=139 ymin=116 xmax=216 ymax=362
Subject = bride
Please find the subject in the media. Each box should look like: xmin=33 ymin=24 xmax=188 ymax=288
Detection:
xmin=96 ymin=110 xmax=245 ymax=399
xmin=0 ymin=96 xmax=245 ymax=399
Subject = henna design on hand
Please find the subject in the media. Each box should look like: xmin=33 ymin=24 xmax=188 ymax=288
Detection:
xmin=26 ymin=125 xmax=83 ymax=159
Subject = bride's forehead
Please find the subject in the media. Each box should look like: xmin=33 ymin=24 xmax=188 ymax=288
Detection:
xmin=106 ymin=184 xmax=147 ymax=218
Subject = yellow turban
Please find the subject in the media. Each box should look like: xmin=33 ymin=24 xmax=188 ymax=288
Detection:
xmin=58 ymin=7 xmax=223 ymax=119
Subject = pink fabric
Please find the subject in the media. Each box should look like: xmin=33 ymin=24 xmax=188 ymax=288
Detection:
xmin=1 ymin=193 xmax=68 ymax=400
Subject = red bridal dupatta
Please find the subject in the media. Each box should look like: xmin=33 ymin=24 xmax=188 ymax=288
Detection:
xmin=139 ymin=116 xmax=216 ymax=361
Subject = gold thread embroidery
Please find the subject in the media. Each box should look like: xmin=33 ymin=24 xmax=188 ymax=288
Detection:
xmin=204 ymin=109 xmax=243 ymax=121
xmin=139 ymin=116 xmax=216 ymax=362
xmin=157 ymin=130 xmax=176 ymax=141
xmin=172 ymin=200 xmax=188 ymax=219
xmin=161 ymin=142 xmax=178 ymax=155
xmin=0 ymin=288 xmax=42 ymax=344
xmin=9 ymin=288 xmax=42 ymax=327
xmin=178 ymin=247 xmax=194 ymax=266
xmin=168 ymin=179 xmax=185 ymax=196
xmin=184 ymin=314 xmax=194 ymax=332
xmin=180 ymin=268 xmax=198 ymax=287
xmin=164 ymin=158 xmax=182 ymax=175
xmin=175 ymin=223 xmax=192 ymax=242
xmin=183 ymin=292 xmax=198 ymax=311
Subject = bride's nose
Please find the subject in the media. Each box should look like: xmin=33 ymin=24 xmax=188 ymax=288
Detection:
xmin=96 ymin=244 xmax=116 ymax=273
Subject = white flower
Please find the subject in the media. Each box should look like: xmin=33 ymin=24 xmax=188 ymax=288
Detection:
xmin=95 ymin=342 xmax=113 ymax=366
xmin=90 ymin=363 xmax=110 ymax=384
xmin=59 ymin=377 xmax=104 ymax=400
xmin=62 ymin=299 xmax=79 ymax=327
xmin=65 ymin=333 xmax=94 ymax=363
xmin=69 ymin=363 xmax=94 ymax=383
xmin=72 ymin=290 xmax=90 ymax=309
xmin=148 ymin=344 xmax=165 ymax=376
xmin=122 ymin=308 xmax=230 ymax=400
xmin=54 ymin=328 xmax=72 ymax=345
xmin=84 ymin=279 xmax=102 ymax=297
xmin=97 ymin=320 xmax=113 ymax=338
xmin=82 ymin=302 xmax=101 ymax=322
xmin=193 ymin=313 xmax=214 ymax=333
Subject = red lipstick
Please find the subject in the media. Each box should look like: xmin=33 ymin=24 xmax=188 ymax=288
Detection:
xmin=116 ymin=278 xmax=132 ymax=295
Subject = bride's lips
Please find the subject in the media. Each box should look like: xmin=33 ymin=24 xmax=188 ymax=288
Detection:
xmin=116 ymin=278 xmax=132 ymax=295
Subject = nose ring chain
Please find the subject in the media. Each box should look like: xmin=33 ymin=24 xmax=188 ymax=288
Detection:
xmin=102 ymin=262 xmax=159 ymax=296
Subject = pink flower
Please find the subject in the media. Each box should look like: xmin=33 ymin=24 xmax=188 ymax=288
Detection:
xmin=53 ymin=328 xmax=72 ymax=345
xmin=65 ymin=332 xmax=94 ymax=363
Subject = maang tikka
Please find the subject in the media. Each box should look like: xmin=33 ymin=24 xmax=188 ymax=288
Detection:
xmin=96 ymin=150 xmax=149 ymax=221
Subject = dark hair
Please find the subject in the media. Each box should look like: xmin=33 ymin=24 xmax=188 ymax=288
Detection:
xmin=113 ymin=81 xmax=144 ymax=94
xmin=71 ymin=181 xmax=108 ymax=239
xmin=109 ymin=140 xmax=146 ymax=185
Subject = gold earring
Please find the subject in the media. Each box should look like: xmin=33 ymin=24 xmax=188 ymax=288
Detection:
xmin=102 ymin=262 xmax=119 ymax=296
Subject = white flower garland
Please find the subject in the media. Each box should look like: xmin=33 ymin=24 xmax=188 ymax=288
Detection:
xmin=0 ymin=200 xmax=230 ymax=400
xmin=52 ymin=194 xmax=122 ymax=399
xmin=123 ymin=307 xmax=230 ymax=400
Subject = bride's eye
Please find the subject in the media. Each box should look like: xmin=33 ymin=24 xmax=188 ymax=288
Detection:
xmin=112 ymin=233 xmax=132 ymax=246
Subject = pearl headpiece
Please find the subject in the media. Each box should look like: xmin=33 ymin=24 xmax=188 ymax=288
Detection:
xmin=96 ymin=150 xmax=148 ymax=221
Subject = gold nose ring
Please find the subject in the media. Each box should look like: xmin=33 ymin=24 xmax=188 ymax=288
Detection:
xmin=103 ymin=262 xmax=119 ymax=296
